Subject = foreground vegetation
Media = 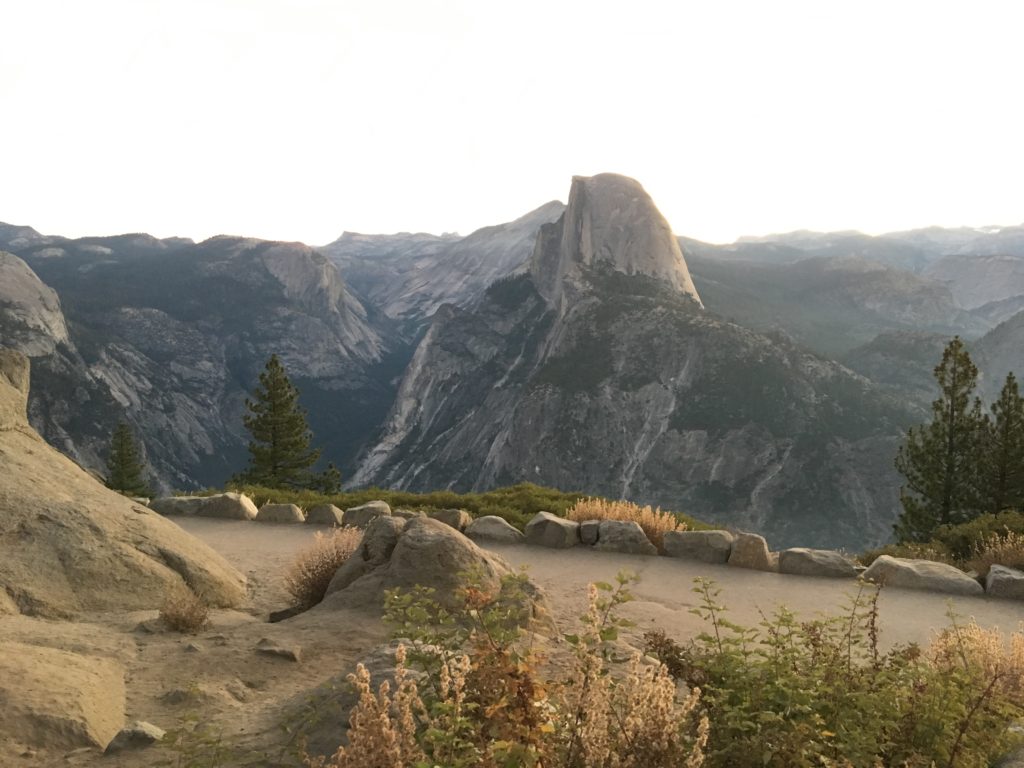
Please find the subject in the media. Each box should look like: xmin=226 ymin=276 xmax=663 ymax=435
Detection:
xmin=308 ymin=573 xmax=1024 ymax=768
xmin=861 ymin=509 xmax=1024 ymax=575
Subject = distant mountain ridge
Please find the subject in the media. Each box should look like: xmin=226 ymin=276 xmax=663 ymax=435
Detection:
xmin=2 ymin=187 xmax=1023 ymax=550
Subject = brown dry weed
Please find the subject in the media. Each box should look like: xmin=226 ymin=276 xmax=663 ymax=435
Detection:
xmin=285 ymin=527 xmax=363 ymax=609
xmin=567 ymin=497 xmax=686 ymax=552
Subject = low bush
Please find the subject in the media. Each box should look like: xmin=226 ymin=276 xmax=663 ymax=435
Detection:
xmin=966 ymin=530 xmax=1024 ymax=577
xmin=644 ymin=578 xmax=1024 ymax=767
xmin=566 ymin=497 xmax=687 ymax=551
xmin=160 ymin=584 xmax=210 ymax=633
xmin=858 ymin=540 xmax=956 ymax=567
xmin=285 ymin=527 xmax=363 ymax=609
xmin=933 ymin=511 xmax=1024 ymax=560
xmin=306 ymin=571 xmax=709 ymax=768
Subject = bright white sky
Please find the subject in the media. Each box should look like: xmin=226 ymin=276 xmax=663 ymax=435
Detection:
xmin=2 ymin=0 xmax=1022 ymax=245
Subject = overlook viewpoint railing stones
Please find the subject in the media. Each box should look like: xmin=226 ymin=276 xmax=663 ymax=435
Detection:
xmin=149 ymin=493 xmax=1021 ymax=601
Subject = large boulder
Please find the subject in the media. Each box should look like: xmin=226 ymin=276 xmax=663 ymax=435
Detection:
xmin=150 ymin=492 xmax=258 ymax=520
xmin=343 ymin=500 xmax=392 ymax=529
xmin=524 ymin=511 xmax=579 ymax=548
xmin=327 ymin=516 xmax=405 ymax=594
xmin=985 ymin=565 xmax=1024 ymax=600
xmin=429 ymin=508 xmax=473 ymax=532
xmin=0 ymin=350 xmax=246 ymax=616
xmin=579 ymin=520 xmax=601 ymax=545
xmin=256 ymin=503 xmax=305 ymax=523
xmin=594 ymin=520 xmax=657 ymax=555
xmin=465 ymin=515 xmax=525 ymax=544
xmin=0 ymin=642 xmax=125 ymax=750
xmin=306 ymin=504 xmax=345 ymax=525
xmin=663 ymin=530 xmax=734 ymax=563
xmin=778 ymin=548 xmax=859 ymax=578
xmin=105 ymin=721 xmax=166 ymax=754
xmin=322 ymin=517 xmax=548 ymax=620
xmin=862 ymin=555 xmax=983 ymax=596
xmin=728 ymin=532 xmax=775 ymax=572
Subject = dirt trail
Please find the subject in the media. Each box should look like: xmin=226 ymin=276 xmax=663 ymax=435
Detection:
xmin=179 ymin=517 xmax=1024 ymax=651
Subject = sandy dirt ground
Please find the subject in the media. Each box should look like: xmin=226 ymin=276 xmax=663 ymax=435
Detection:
xmin=4 ymin=516 xmax=1024 ymax=767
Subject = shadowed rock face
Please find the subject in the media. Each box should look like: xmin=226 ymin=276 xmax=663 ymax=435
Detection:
xmin=354 ymin=175 xmax=913 ymax=550
xmin=6 ymin=234 xmax=397 ymax=490
xmin=0 ymin=349 xmax=246 ymax=617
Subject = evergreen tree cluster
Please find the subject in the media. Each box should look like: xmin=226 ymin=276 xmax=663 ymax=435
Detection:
xmin=105 ymin=421 xmax=152 ymax=497
xmin=231 ymin=354 xmax=340 ymax=493
xmin=895 ymin=337 xmax=1024 ymax=542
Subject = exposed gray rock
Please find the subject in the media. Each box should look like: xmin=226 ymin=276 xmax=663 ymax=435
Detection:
xmin=306 ymin=504 xmax=345 ymax=525
xmin=862 ymin=555 xmax=983 ymax=596
xmin=0 ymin=351 xmax=246 ymax=616
xmin=579 ymin=520 xmax=601 ymax=545
xmin=594 ymin=520 xmax=657 ymax=555
xmin=429 ymin=508 xmax=474 ymax=532
xmin=530 ymin=173 xmax=702 ymax=309
xmin=524 ymin=512 xmax=580 ymax=549
xmin=196 ymin=493 xmax=259 ymax=520
xmin=150 ymin=496 xmax=206 ymax=516
xmin=985 ymin=565 xmax=1024 ymax=600
xmin=663 ymin=530 xmax=734 ymax=563
xmin=343 ymin=500 xmax=392 ymax=529
xmin=465 ymin=515 xmax=525 ymax=543
xmin=350 ymin=175 xmax=913 ymax=552
xmin=0 ymin=642 xmax=125 ymax=750
xmin=322 ymin=517 xmax=549 ymax=619
xmin=256 ymin=638 xmax=301 ymax=662
xmin=728 ymin=532 xmax=775 ymax=572
xmin=150 ymin=493 xmax=258 ymax=520
xmin=327 ymin=516 xmax=404 ymax=594
xmin=392 ymin=508 xmax=425 ymax=520
xmin=256 ymin=503 xmax=305 ymax=523
xmin=104 ymin=721 xmax=166 ymax=753
xmin=778 ymin=548 xmax=859 ymax=578
xmin=0 ymin=251 xmax=69 ymax=356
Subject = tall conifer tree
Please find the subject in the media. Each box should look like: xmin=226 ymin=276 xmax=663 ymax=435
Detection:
xmin=894 ymin=337 xmax=985 ymax=542
xmin=233 ymin=354 xmax=321 ymax=489
xmin=978 ymin=371 xmax=1024 ymax=515
xmin=105 ymin=421 xmax=152 ymax=497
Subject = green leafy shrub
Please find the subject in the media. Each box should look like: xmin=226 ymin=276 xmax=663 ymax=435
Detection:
xmin=644 ymin=577 xmax=1024 ymax=767
xmin=932 ymin=511 xmax=1024 ymax=560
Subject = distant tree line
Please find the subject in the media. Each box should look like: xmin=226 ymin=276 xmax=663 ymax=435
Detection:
xmin=894 ymin=336 xmax=1024 ymax=542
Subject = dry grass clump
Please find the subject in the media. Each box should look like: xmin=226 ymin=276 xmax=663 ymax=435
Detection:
xmin=160 ymin=584 xmax=210 ymax=633
xmin=567 ymin=497 xmax=686 ymax=551
xmin=966 ymin=530 xmax=1024 ymax=577
xmin=285 ymin=527 xmax=363 ymax=609
xmin=308 ymin=573 xmax=707 ymax=768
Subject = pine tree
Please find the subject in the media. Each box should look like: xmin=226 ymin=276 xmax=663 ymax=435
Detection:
xmin=232 ymin=354 xmax=323 ymax=489
xmin=894 ymin=337 xmax=985 ymax=542
xmin=105 ymin=421 xmax=152 ymax=497
xmin=978 ymin=371 xmax=1024 ymax=515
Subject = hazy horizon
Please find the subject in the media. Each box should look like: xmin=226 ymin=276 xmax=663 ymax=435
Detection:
xmin=3 ymin=1 xmax=1022 ymax=246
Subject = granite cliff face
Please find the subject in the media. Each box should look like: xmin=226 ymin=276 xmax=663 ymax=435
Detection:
xmin=321 ymin=201 xmax=565 ymax=328
xmin=355 ymin=175 xmax=911 ymax=549
xmin=4 ymin=234 xmax=395 ymax=490
xmin=0 ymin=251 xmax=69 ymax=356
